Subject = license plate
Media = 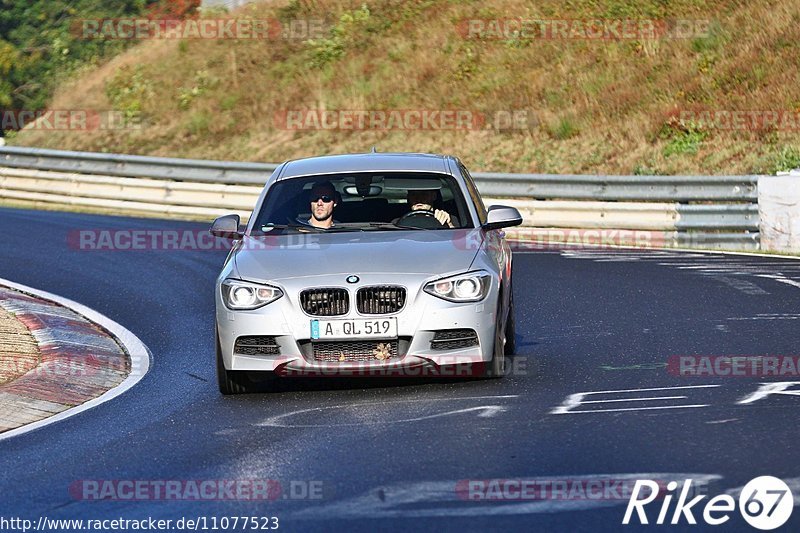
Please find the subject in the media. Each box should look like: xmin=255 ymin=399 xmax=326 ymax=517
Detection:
xmin=311 ymin=318 xmax=398 ymax=340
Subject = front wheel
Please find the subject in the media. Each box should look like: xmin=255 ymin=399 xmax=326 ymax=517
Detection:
xmin=504 ymin=288 xmax=516 ymax=356
xmin=483 ymin=302 xmax=506 ymax=379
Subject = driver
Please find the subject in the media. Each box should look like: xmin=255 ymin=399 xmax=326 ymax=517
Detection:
xmin=307 ymin=181 xmax=338 ymax=229
xmin=400 ymin=189 xmax=457 ymax=228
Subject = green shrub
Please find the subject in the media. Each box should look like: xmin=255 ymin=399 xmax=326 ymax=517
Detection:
xmin=773 ymin=146 xmax=800 ymax=173
xmin=306 ymin=4 xmax=371 ymax=67
xmin=220 ymin=94 xmax=239 ymax=112
xmin=660 ymin=117 xmax=708 ymax=157
xmin=176 ymin=70 xmax=217 ymax=110
xmin=105 ymin=66 xmax=153 ymax=121
xmin=633 ymin=164 xmax=661 ymax=176
xmin=547 ymin=117 xmax=580 ymax=140
xmin=187 ymin=112 xmax=211 ymax=135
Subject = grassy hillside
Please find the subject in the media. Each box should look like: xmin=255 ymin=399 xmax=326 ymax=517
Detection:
xmin=10 ymin=0 xmax=800 ymax=175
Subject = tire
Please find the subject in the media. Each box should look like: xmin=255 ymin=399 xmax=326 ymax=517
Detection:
xmin=483 ymin=300 xmax=506 ymax=379
xmin=504 ymin=288 xmax=516 ymax=356
xmin=216 ymin=332 xmax=253 ymax=395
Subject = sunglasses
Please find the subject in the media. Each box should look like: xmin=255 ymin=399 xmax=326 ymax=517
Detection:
xmin=311 ymin=195 xmax=334 ymax=203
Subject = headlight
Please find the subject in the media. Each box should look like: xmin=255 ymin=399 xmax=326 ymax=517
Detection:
xmin=424 ymin=271 xmax=491 ymax=302
xmin=221 ymin=279 xmax=283 ymax=310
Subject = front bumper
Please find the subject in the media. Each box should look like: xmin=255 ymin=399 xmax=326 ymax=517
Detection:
xmin=215 ymin=274 xmax=498 ymax=375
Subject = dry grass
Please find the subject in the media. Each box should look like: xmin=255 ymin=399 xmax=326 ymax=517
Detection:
xmin=11 ymin=0 xmax=800 ymax=174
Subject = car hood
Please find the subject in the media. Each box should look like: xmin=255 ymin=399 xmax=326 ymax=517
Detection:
xmin=233 ymin=229 xmax=483 ymax=282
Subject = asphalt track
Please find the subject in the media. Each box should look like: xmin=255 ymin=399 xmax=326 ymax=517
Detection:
xmin=0 ymin=206 xmax=798 ymax=532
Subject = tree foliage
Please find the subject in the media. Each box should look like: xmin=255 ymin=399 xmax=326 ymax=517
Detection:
xmin=0 ymin=0 xmax=198 ymax=117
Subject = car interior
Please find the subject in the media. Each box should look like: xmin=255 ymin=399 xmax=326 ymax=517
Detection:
xmin=254 ymin=173 xmax=471 ymax=230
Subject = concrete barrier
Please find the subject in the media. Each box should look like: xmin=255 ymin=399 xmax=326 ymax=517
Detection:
xmin=760 ymin=171 xmax=800 ymax=253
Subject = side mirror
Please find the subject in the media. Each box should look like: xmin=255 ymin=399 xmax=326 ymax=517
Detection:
xmin=210 ymin=214 xmax=243 ymax=239
xmin=483 ymin=205 xmax=523 ymax=231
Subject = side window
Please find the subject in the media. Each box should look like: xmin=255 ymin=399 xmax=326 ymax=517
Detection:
xmin=459 ymin=162 xmax=488 ymax=225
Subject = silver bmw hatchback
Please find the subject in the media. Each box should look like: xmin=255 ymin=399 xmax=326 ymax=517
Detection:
xmin=212 ymin=152 xmax=523 ymax=394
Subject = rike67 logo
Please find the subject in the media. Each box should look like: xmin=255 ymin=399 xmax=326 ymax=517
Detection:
xmin=623 ymin=476 xmax=794 ymax=530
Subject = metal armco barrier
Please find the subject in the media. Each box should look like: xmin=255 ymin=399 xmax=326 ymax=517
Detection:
xmin=0 ymin=146 xmax=762 ymax=250
xmin=473 ymin=173 xmax=758 ymax=202
xmin=0 ymin=146 xmax=277 ymax=184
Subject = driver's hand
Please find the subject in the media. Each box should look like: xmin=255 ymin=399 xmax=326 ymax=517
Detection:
xmin=434 ymin=209 xmax=454 ymax=228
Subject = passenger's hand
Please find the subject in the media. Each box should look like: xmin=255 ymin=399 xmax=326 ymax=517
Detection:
xmin=434 ymin=209 xmax=454 ymax=228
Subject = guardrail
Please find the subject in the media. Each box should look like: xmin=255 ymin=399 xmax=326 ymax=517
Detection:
xmin=473 ymin=173 xmax=758 ymax=202
xmin=0 ymin=146 xmax=762 ymax=250
xmin=0 ymin=146 xmax=278 ymax=184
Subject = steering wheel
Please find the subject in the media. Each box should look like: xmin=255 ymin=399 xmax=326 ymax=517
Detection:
xmin=396 ymin=209 xmax=446 ymax=229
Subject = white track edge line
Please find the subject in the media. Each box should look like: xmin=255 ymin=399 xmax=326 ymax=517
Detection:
xmin=0 ymin=277 xmax=151 ymax=442
xmin=511 ymin=240 xmax=800 ymax=261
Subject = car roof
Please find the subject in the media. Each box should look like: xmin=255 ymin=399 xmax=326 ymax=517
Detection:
xmin=277 ymin=153 xmax=454 ymax=179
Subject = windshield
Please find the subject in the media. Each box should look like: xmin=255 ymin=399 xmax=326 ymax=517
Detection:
xmin=250 ymin=172 xmax=473 ymax=234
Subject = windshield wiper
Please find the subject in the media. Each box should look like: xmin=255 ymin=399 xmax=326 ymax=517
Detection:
xmin=258 ymin=223 xmax=327 ymax=233
xmin=260 ymin=223 xmax=367 ymax=234
xmin=360 ymin=222 xmax=408 ymax=230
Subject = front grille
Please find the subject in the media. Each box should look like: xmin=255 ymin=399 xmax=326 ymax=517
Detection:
xmin=234 ymin=336 xmax=280 ymax=355
xmin=312 ymin=340 xmax=399 ymax=362
xmin=357 ymin=286 xmax=406 ymax=315
xmin=300 ymin=288 xmax=349 ymax=316
xmin=430 ymin=329 xmax=479 ymax=351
